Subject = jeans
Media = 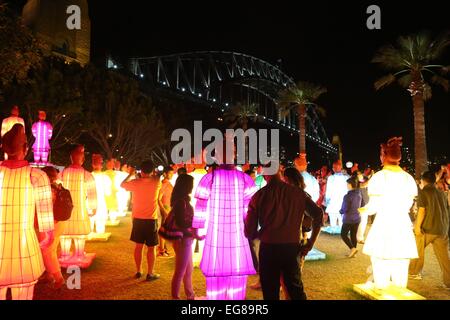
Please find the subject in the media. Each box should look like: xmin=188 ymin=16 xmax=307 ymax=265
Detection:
xmin=341 ymin=223 xmax=359 ymax=249
xmin=259 ymin=242 xmax=307 ymax=300
xmin=172 ymin=237 xmax=195 ymax=299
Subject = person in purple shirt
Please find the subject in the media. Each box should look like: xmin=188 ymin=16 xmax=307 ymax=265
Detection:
xmin=340 ymin=176 xmax=366 ymax=258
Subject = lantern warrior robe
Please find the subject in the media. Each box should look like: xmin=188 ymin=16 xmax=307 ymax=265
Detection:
xmin=325 ymin=170 xmax=350 ymax=228
xmin=91 ymin=171 xmax=111 ymax=231
xmin=362 ymin=165 xmax=418 ymax=260
xmin=0 ymin=160 xmax=54 ymax=288
xmin=61 ymin=165 xmax=97 ymax=235
xmin=193 ymin=165 xmax=257 ymax=281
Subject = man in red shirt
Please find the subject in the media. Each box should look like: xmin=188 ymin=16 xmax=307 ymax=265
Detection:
xmin=121 ymin=161 xmax=161 ymax=281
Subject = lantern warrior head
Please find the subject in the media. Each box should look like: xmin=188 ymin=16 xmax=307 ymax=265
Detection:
xmin=105 ymin=158 xmax=115 ymax=170
xmin=332 ymin=160 xmax=343 ymax=173
xmin=114 ymin=159 xmax=121 ymax=171
xmin=70 ymin=144 xmax=85 ymax=166
xmin=11 ymin=105 xmax=20 ymax=117
xmin=38 ymin=110 xmax=46 ymax=121
xmin=2 ymin=123 xmax=27 ymax=160
xmin=92 ymin=153 xmax=103 ymax=171
xmin=294 ymin=153 xmax=308 ymax=173
xmin=380 ymin=137 xmax=402 ymax=166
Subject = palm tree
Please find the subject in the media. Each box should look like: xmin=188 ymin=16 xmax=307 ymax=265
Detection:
xmin=277 ymin=81 xmax=327 ymax=155
xmin=223 ymin=102 xmax=258 ymax=130
xmin=372 ymin=31 xmax=449 ymax=177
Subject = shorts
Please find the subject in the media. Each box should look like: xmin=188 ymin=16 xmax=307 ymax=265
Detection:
xmin=130 ymin=218 xmax=159 ymax=247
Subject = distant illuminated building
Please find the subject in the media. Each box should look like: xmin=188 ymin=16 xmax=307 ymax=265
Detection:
xmin=22 ymin=0 xmax=91 ymax=65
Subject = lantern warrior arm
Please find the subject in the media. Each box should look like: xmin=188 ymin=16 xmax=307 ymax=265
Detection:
xmin=32 ymin=168 xmax=55 ymax=248
xmin=193 ymin=174 xmax=212 ymax=229
xmin=85 ymin=171 xmax=98 ymax=216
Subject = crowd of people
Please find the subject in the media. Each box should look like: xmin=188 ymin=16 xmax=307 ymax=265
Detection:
xmin=0 ymin=120 xmax=449 ymax=300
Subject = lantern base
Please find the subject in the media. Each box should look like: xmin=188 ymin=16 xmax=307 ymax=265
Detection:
xmin=321 ymin=225 xmax=342 ymax=234
xmin=353 ymin=282 xmax=426 ymax=300
xmin=59 ymin=253 xmax=96 ymax=269
xmin=106 ymin=220 xmax=120 ymax=227
xmin=30 ymin=162 xmax=51 ymax=168
xmin=87 ymin=232 xmax=111 ymax=242
xmin=305 ymin=248 xmax=326 ymax=261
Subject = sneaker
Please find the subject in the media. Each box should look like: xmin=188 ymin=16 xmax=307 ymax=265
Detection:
xmin=135 ymin=272 xmax=142 ymax=279
xmin=348 ymin=248 xmax=358 ymax=258
xmin=409 ymin=274 xmax=422 ymax=280
xmin=146 ymin=273 xmax=160 ymax=281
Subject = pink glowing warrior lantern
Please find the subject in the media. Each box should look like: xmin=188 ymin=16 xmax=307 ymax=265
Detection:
xmin=0 ymin=124 xmax=54 ymax=300
xmin=193 ymin=138 xmax=257 ymax=300
xmin=31 ymin=110 xmax=53 ymax=164
xmin=59 ymin=145 xmax=97 ymax=267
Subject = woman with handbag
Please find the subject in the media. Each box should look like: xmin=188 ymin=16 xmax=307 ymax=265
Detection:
xmin=169 ymin=174 xmax=199 ymax=300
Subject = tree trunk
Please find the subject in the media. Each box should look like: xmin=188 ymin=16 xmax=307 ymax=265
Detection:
xmin=411 ymin=74 xmax=428 ymax=178
xmin=298 ymin=104 xmax=306 ymax=154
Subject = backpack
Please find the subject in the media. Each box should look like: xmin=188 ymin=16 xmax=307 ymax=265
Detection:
xmin=53 ymin=184 xmax=74 ymax=221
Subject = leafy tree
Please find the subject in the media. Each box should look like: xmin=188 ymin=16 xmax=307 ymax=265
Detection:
xmin=372 ymin=31 xmax=450 ymax=177
xmin=80 ymin=66 xmax=166 ymax=166
xmin=223 ymin=102 xmax=258 ymax=130
xmin=0 ymin=4 xmax=42 ymax=99
xmin=277 ymin=81 xmax=327 ymax=155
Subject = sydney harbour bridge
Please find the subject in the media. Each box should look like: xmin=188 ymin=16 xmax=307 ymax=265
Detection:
xmin=128 ymin=51 xmax=338 ymax=158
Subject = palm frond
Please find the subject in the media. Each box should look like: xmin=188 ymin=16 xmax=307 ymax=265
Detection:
xmin=431 ymin=74 xmax=449 ymax=91
xmin=374 ymin=74 xmax=396 ymax=90
xmin=397 ymin=74 xmax=412 ymax=88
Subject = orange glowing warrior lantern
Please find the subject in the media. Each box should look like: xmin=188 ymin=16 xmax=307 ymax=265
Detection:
xmin=59 ymin=145 xmax=97 ymax=268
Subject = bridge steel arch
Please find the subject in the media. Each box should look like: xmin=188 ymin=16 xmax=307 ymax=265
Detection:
xmin=129 ymin=51 xmax=337 ymax=154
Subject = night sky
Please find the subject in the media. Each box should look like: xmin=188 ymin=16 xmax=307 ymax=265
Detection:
xmin=88 ymin=0 xmax=449 ymax=167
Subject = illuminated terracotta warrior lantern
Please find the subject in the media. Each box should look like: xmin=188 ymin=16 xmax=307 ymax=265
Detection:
xmin=1 ymin=105 xmax=25 ymax=137
xmin=31 ymin=110 xmax=53 ymax=164
xmin=189 ymin=161 xmax=208 ymax=268
xmin=193 ymin=137 xmax=257 ymax=300
xmin=294 ymin=153 xmax=320 ymax=202
xmin=104 ymin=159 xmax=119 ymax=225
xmin=88 ymin=153 xmax=111 ymax=241
xmin=1 ymin=106 xmax=25 ymax=160
xmin=324 ymin=160 xmax=349 ymax=233
xmin=359 ymin=137 xmax=418 ymax=293
xmin=59 ymin=144 xmax=97 ymax=268
xmin=114 ymin=159 xmax=130 ymax=217
xmin=0 ymin=124 xmax=54 ymax=300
